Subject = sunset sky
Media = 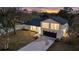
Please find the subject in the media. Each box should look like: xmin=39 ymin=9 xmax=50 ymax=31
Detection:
xmin=22 ymin=7 xmax=62 ymax=13
xmin=22 ymin=7 xmax=62 ymax=10
xmin=22 ymin=7 xmax=79 ymax=13
xmin=22 ymin=7 xmax=79 ymax=10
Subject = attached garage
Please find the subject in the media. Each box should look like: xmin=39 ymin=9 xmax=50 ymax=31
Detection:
xmin=30 ymin=26 xmax=41 ymax=34
xmin=43 ymin=31 xmax=57 ymax=38
xmin=30 ymin=26 xmax=37 ymax=31
xmin=24 ymin=16 xmax=68 ymax=39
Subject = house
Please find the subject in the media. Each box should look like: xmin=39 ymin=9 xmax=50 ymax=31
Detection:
xmin=23 ymin=16 xmax=69 ymax=40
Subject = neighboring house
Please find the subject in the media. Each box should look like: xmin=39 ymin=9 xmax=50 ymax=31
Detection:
xmin=23 ymin=16 xmax=69 ymax=40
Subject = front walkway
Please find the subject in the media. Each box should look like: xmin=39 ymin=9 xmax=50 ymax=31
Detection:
xmin=18 ymin=36 xmax=56 ymax=51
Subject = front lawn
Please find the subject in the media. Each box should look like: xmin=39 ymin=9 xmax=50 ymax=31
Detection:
xmin=47 ymin=41 xmax=79 ymax=51
xmin=0 ymin=30 xmax=36 ymax=51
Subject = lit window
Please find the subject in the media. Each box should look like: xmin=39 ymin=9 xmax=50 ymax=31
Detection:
xmin=41 ymin=22 xmax=49 ymax=29
xmin=51 ymin=23 xmax=59 ymax=30
xmin=31 ymin=26 xmax=37 ymax=31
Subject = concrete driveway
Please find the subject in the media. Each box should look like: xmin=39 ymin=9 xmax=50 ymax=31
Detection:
xmin=18 ymin=36 xmax=56 ymax=51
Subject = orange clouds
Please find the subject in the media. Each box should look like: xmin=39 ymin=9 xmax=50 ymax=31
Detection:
xmin=40 ymin=9 xmax=60 ymax=13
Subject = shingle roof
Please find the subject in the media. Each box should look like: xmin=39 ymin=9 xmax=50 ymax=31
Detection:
xmin=24 ymin=16 xmax=68 ymax=26
xmin=25 ymin=18 xmax=44 ymax=26
xmin=52 ymin=16 xmax=68 ymax=25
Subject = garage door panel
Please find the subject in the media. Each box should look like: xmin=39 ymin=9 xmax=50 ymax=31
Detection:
xmin=43 ymin=31 xmax=57 ymax=38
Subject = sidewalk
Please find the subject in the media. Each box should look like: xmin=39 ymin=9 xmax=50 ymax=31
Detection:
xmin=18 ymin=36 xmax=55 ymax=51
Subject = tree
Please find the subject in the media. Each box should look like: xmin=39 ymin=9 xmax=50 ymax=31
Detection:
xmin=0 ymin=7 xmax=34 ymax=50
xmin=0 ymin=7 xmax=11 ymax=49
xmin=70 ymin=16 xmax=79 ymax=46
xmin=58 ymin=7 xmax=74 ymax=26
xmin=0 ymin=7 xmax=21 ymax=50
xmin=63 ymin=7 xmax=73 ymax=12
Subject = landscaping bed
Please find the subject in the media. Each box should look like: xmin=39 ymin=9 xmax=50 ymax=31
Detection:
xmin=0 ymin=30 xmax=36 ymax=51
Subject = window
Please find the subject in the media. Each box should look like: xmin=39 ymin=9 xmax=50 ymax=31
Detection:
xmin=51 ymin=23 xmax=59 ymax=30
xmin=31 ymin=26 xmax=37 ymax=31
xmin=41 ymin=22 xmax=49 ymax=29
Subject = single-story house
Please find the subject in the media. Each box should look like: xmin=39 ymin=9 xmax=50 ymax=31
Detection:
xmin=23 ymin=16 xmax=69 ymax=40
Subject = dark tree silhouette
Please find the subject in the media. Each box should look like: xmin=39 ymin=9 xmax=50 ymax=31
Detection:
xmin=58 ymin=7 xmax=74 ymax=26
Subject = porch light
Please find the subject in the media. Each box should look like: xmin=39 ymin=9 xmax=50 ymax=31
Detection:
xmin=63 ymin=29 xmax=68 ymax=37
